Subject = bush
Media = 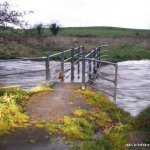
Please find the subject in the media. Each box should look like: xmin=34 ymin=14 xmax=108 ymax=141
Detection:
xmin=49 ymin=23 xmax=60 ymax=36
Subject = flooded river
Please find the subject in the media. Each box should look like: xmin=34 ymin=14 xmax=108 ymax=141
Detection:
xmin=0 ymin=59 xmax=150 ymax=116
xmin=0 ymin=59 xmax=150 ymax=150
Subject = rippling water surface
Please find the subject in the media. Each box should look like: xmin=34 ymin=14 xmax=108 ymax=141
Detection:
xmin=117 ymin=60 xmax=150 ymax=116
xmin=0 ymin=59 xmax=150 ymax=116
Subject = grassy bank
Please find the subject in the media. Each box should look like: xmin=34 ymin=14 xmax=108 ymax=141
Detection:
xmin=1 ymin=87 xmax=149 ymax=149
xmin=107 ymin=43 xmax=150 ymax=62
xmin=0 ymin=86 xmax=51 ymax=135
xmin=0 ymin=26 xmax=150 ymax=60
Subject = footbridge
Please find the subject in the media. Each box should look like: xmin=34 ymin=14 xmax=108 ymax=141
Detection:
xmin=0 ymin=44 xmax=118 ymax=101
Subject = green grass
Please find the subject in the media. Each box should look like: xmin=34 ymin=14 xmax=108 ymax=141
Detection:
xmin=0 ymin=87 xmax=149 ymax=149
xmin=0 ymin=88 xmax=30 ymax=135
xmin=59 ymin=27 xmax=150 ymax=37
xmin=0 ymin=86 xmax=51 ymax=135
xmin=107 ymin=43 xmax=150 ymax=62
xmin=1 ymin=26 xmax=150 ymax=38
xmin=0 ymin=26 xmax=150 ymax=60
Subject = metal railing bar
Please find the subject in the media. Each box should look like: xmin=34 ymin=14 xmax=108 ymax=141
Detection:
xmin=74 ymin=51 xmax=83 ymax=57
xmin=97 ymin=74 xmax=115 ymax=83
xmin=85 ymin=53 xmax=91 ymax=58
xmin=64 ymin=49 xmax=72 ymax=53
xmin=86 ymin=72 xmax=115 ymax=83
xmin=85 ymin=58 xmax=117 ymax=66
xmin=49 ymin=49 xmax=72 ymax=58
xmin=64 ymin=57 xmax=72 ymax=62
xmin=49 ymin=52 xmax=62 ymax=58
xmin=86 ymin=83 xmax=114 ymax=97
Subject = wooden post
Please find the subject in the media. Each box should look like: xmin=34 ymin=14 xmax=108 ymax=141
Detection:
xmin=45 ymin=56 xmax=50 ymax=86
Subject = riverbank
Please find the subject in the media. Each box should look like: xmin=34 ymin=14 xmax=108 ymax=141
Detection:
xmin=0 ymin=85 xmax=149 ymax=149
xmin=0 ymin=28 xmax=150 ymax=61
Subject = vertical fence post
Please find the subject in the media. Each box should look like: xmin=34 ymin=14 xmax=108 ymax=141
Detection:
xmin=93 ymin=49 xmax=97 ymax=75
xmin=61 ymin=50 xmax=64 ymax=82
xmin=98 ymin=45 xmax=101 ymax=61
xmin=95 ymin=48 xmax=98 ymax=67
xmin=45 ymin=55 xmax=50 ymax=86
xmin=71 ymin=47 xmax=75 ymax=81
xmin=82 ymin=46 xmax=86 ymax=90
xmin=114 ymin=64 xmax=118 ymax=103
xmin=77 ymin=46 xmax=80 ymax=79
xmin=93 ymin=49 xmax=96 ymax=71
xmin=97 ymin=45 xmax=101 ymax=67
xmin=89 ymin=52 xmax=92 ymax=79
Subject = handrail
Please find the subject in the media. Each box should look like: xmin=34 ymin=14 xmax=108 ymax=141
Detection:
xmin=1 ymin=43 xmax=118 ymax=101
xmin=85 ymin=58 xmax=117 ymax=66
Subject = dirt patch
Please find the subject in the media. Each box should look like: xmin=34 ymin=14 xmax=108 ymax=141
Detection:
xmin=0 ymin=83 xmax=90 ymax=150
xmin=27 ymin=83 xmax=90 ymax=121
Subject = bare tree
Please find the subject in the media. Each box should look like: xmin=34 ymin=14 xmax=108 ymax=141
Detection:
xmin=0 ymin=1 xmax=33 ymax=28
xmin=0 ymin=1 xmax=33 ymax=43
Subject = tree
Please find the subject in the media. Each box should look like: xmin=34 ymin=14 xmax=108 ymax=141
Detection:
xmin=49 ymin=23 xmax=60 ymax=36
xmin=0 ymin=1 xmax=32 ymax=28
xmin=35 ymin=23 xmax=43 ymax=36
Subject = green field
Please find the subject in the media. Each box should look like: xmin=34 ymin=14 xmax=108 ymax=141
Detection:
xmin=59 ymin=26 xmax=150 ymax=37
xmin=1 ymin=26 xmax=150 ymax=37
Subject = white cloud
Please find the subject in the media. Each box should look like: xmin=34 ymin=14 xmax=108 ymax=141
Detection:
xmin=2 ymin=0 xmax=150 ymax=29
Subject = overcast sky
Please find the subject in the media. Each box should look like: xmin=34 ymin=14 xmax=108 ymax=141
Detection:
xmin=3 ymin=0 xmax=150 ymax=29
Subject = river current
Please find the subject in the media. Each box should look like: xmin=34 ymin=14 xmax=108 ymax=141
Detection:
xmin=0 ymin=59 xmax=150 ymax=116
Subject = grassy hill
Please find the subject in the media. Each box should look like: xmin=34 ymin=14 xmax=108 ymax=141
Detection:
xmin=59 ymin=26 xmax=150 ymax=37
xmin=1 ymin=26 xmax=150 ymax=37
